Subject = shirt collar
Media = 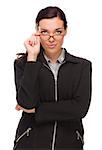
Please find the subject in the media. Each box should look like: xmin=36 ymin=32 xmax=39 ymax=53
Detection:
xmin=43 ymin=48 xmax=65 ymax=64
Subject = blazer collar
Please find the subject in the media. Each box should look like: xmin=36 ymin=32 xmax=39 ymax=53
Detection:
xmin=64 ymin=48 xmax=80 ymax=64
xmin=37 ymin=48 xmax=79 ymax=64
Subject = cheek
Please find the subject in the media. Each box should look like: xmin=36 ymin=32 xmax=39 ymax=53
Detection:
xmin=40 ymin=39 xmax=46 ymax=47
xmin=58 ymin=37 xmax=65 ymax=45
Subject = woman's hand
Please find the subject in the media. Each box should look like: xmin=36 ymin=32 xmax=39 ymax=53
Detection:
xmin=24 ymin=32 xmax=41 ymax=61
xmin=15 ymin=104 xmax=35 ymax=113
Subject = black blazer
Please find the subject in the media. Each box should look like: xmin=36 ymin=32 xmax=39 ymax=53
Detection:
xmin=14 ymin=49 xmax=92 ymax=150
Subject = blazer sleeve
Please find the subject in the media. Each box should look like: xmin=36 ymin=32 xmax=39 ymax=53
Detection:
xmin=14 ymin=57 xmax=42 ymax=109
xmin=35 ymin=60 xmax=92 ymax=122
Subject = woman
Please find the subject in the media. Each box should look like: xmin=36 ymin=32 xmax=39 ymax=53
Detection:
xmin=13 ymin=6 xmax=92 ymax=150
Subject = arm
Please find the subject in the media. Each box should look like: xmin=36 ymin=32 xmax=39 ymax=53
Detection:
xmin=14 ymin=33 xmax=41 ymax=110
xmin=15 ymin=103 xmax=35 ymax=113
xmin=35 ymin=61 xmax=92 ymax=122
xmin=14 ymin=56 xmax=41 ymax=109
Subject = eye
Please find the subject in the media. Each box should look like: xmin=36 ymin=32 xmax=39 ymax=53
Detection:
xmin=55 ymin=31 xmax=62 ymax=35
xmin=41 ymin=31 xmax=48 ymax=35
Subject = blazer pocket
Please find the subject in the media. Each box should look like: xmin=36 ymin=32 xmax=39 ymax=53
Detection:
xmin=13 ymin=127 xmax=32 ymax=150
xmin=76 ymin=130 xmax=84 ymax=145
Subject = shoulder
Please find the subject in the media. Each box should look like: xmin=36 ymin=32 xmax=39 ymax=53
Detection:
xmin=65 ymin=50 xmax=92 ymax=66
xmin=14 ymin=52 xmax=27 ymax=68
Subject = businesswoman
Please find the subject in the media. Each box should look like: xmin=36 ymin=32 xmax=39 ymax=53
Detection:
xmin=13 ymin=6 xmax=92 ymax=150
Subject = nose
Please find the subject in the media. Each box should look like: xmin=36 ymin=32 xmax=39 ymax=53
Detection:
xmin=48 ymin=34 xmax=55 ymax=42
xmin=49 ymin=36 xmax=55 ymax=42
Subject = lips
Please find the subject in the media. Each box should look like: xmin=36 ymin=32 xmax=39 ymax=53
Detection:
xmin=47 ymin=44 xmax=56 ymax=48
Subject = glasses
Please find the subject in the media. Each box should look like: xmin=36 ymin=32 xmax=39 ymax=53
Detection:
xmin=39 ymin=29 xmax=65 ymax=40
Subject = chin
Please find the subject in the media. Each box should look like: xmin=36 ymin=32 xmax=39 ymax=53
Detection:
xmin=47 ymin=47 xmax=58 ymax=52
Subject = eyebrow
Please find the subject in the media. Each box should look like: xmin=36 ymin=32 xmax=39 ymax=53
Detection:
xmin=39 ymin=27 xmax=64 ymax=31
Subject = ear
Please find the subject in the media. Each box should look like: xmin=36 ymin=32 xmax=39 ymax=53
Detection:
xmin=64 ymin=27 xmax=68 ymax=36
xmin=35 ymin=24 xmax=38 ymax=31
xmin=35 ymin=24 xmax=41 ymax=33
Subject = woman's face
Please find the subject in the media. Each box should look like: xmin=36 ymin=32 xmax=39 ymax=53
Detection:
xmin=38 ymin=17 xmax=67 ymax=55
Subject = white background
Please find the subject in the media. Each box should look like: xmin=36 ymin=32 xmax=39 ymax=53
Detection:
xmin=0 ymin=0 xmax=101 ymax=149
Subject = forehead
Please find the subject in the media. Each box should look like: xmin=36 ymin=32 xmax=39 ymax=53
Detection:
xmin=39 ymin=17 xmax=64 ymax=30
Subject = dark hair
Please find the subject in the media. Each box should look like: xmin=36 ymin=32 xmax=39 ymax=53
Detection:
xmin=36 ymin=6 xmax=67 ymax=29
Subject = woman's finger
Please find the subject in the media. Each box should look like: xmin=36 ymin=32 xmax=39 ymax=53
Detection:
xmin=15 ymin=104 xmax=22 ymax=111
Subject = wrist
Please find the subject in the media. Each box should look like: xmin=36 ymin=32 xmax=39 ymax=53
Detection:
xmin=27 ymin=54 xmax=38 ymax=62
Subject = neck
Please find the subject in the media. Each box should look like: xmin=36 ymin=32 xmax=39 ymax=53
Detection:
xmin=44 ymin=48 xmax=62 ymax=63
